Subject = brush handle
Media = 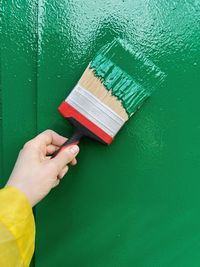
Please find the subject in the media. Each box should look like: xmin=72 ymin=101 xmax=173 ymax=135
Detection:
xmin=51 ymin=131 xmax=83 ymax=158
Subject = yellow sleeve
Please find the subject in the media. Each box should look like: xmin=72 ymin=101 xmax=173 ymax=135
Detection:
xmin=0 ymin=186 xmax=35 ymax=267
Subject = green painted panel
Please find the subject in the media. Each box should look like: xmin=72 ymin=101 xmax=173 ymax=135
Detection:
xmin=1 ymin=0 xmax=38 ymax=183
xmin=35 ymin=1 xmax=200 ymax=267
xmin=1 ymin=1 xmax=38 ymax=265
xmin=1 ymin=0 xmax=200 ymax=267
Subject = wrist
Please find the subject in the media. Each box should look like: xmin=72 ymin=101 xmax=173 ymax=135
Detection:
xmin=6 ymin=181 xmax=36 ymax=207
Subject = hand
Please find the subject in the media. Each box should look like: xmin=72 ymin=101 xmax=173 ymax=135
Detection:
xmin=6 ymin=130 xmax=80 ymax=207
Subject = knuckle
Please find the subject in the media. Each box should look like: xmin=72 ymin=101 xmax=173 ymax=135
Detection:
xmin=23 ymin=140 xmax=34 ymax=149
xmin=44 ymin=129 xmax=54 ymax=135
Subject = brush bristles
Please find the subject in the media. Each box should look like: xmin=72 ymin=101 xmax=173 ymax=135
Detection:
xmin=79 ymin=66 xmax=129 ymax=121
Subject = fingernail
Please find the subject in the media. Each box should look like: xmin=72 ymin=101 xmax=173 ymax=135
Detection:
xmin=69 ymin=145 xmax=79 ymax=154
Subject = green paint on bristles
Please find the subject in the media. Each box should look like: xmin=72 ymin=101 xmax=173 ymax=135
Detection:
xmin=89 ymin=38 xmax=166 ymax=117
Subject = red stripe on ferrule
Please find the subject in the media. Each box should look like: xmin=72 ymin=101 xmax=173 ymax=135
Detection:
xmin=58 ymin=101 xmax=113 ymax=144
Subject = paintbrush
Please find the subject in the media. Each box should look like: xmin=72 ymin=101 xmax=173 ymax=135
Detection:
xmin=52 ymin=38 xmax=165 ymax=157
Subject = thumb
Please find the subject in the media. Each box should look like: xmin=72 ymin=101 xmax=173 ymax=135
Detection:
xmin=51 ymin=145 xmax=79 ymax=171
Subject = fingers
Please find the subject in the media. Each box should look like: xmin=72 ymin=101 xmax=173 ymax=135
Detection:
xmin=46 ymin=144 xmax=59 ymax=155
xmin=46 ymin=145 xmax=77 ymax=166
xmin=50 ymin=145 xmax=80 ymax=172
xmin=58 ymin=165 xmax=69 ymax=179
xmin=52 ymin=179 xmax=60 ymax=188
xmin=70 ymin=158 xmax=77 ymax=166
xmin=34 ymin=130 xmax=68 ymax=147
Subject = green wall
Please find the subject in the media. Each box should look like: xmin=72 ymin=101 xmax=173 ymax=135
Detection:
xmin=1 ymin=1 xmax=200 ymax=266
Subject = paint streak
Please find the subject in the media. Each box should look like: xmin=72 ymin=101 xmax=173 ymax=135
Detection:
xmin=90 ymin=38 xmax=166 ymax=116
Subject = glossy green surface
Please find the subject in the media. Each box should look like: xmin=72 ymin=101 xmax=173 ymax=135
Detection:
xmin=1 ymin=1 xmax=200 ymax=266
xmin=1 ymin=1 xmax=37 ymax=266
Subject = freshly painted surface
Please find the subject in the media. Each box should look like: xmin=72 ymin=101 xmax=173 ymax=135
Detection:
xmin=1 ymin=1 xmax=200 ymax=267
xmin=1 ymin=1 xmax=37 ymax=266
xmin=1 ymin=0 xmax=37 ymax=184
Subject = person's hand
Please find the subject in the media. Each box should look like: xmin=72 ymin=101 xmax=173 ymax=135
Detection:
xmin=6 ymin=130 xmax=79 ymax=207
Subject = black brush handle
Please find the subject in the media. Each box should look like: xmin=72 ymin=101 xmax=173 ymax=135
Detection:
xmin=51 ymin=130 xmax=83 ymax=158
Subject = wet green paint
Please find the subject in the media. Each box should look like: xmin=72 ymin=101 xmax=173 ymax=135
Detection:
xmin=1 ymin=1 xmax=200 ymax=267
xmin=90 ymin=39 xmax=165 ymax=115
xmin=1 ymin=1 xmax=38 ymax=266
xmin=90 ymin=53 xmax=149 ymax=116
